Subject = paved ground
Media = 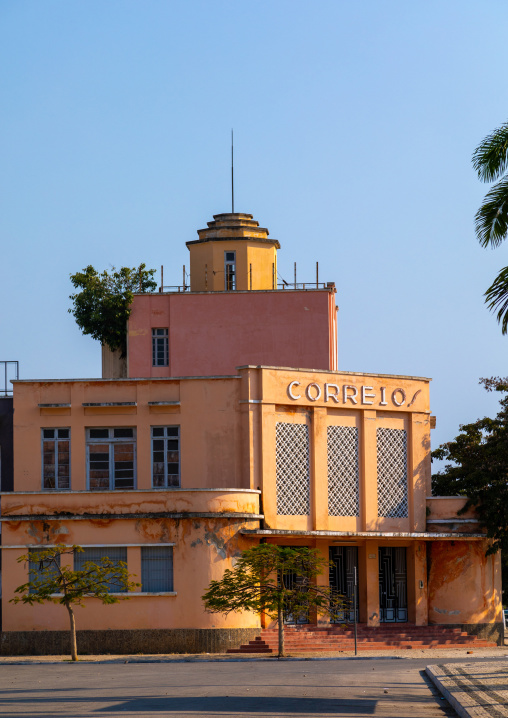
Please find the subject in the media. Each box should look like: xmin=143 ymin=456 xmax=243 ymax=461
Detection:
xmin=427 ymin=661 xmax=508 ymax=718
xmin=1 ymin=656 xmax=505 ymax=718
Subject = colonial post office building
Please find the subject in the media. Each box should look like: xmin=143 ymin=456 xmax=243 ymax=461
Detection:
xmin=1 ymin=212 xmax=502 ymax=654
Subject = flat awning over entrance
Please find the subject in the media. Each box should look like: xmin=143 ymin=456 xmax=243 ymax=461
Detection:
xmin=240 ymin=529 xmax=486 ymax=541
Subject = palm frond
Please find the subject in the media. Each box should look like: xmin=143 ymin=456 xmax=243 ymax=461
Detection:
xmin=485 ymin=265 xmax=508 ymax=334
xmin=473 ymin=122 xmax=508 ymax=182
xmin=474 ymin=175 xmax=508 ymax=248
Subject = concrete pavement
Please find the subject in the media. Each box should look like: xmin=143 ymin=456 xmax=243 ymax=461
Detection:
xmin=427 ymin=661 xmax=508 ymax=718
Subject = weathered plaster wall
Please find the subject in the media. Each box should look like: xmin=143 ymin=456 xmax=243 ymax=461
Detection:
xmin=428 ymin=540 xmax=502 ymax=625
xmin=2 ymin=516 xmax=261 ymax=632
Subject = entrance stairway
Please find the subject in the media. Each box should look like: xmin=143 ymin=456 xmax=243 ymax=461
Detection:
xmin=227 ymin=624 xmax=498 ymax=654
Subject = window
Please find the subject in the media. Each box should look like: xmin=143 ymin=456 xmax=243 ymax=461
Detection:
xmin=224 ymin=251 xmax=236 ymax=291
xmin=152 ymin=328 xmax=168 ymax=366
xmin=86 ymin=428 xmax=136 ymax=490
xmin=151 ymin=426 xmax=180 ymax=487
xmin=377 ymin=428 xmax=408 ymax=518
xmin=275 ymin=422 xmax=310 ymax=515
xmin=42 ymin=429 xmax=70 ymax=490
xmin=141 ymin=546 xmax=173 ymax=592
xmin=73 ymin=547 xmax=127 ymax=593
xmin=327 ymin=426 xmax=359 ymax=517
xmin=29 ymin=548 xmax=60 ymax=594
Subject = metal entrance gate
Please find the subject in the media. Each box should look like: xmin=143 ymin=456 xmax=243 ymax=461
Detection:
xmin=329 ymin=546 xmax=358 ymax=623
xmin=379 ymin=547 xmax=408 ymax=622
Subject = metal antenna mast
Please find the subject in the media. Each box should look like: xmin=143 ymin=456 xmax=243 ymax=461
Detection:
xmin=231 ymin=129 xmax=234 ymax=213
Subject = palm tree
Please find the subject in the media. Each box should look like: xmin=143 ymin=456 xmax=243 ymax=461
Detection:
xmin=473 ymin=122 xmax=508 ymax=333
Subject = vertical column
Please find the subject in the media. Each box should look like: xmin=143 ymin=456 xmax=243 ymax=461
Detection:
xmin=71 ymin=383 xmax=87 ymax=491
xmin=314 ymin=540 xmax=329 ymax=625
xmin=136 ymin=383 xmax=151 ymax=491
xmin=409 ymin=413 xmax=432 ymax=532
xmin=364 ymin=539 xmax=380 ymax=626
xmin=360 ymin=410 xmax=377 ymax=531
xmin=407 ymin=541 xmax=428 ymax=625
xmin=260 ymin=404 xmax=276 ymax=526
xmin=311 ymin=407 xmax=328 ymax=531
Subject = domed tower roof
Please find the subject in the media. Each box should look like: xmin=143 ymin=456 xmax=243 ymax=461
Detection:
xmin=186 ymin=212 xmax=279 ymax=292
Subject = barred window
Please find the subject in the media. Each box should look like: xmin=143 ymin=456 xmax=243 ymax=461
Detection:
xmin=327 ymin=426 xmax=359 ymax=516
xmin=86 ymin=428 xmax=136 ymax=490
xmin=29 ymin=548 xmax=60 ymax=594
xmin=151 ymin=426 xmax=180 ymax=487
xmin=73 ymin=547 xmax=127 ymax=593
xmin=152 ymin=328 xmax=168 ymax=367
xmin=275 ymin=422 xmax=310 ymax=515
xmin=41 ymin=428 xmax=70 ymax=490
xmin=141 ymin=546 xmax=174 ymax=592
xmin=377 ymin=428 xmax=408 ymax=518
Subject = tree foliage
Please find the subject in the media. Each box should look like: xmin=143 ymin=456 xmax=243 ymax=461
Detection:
xmin=473 ymin=122 xmax=508 ymax=333
xmin=432 ymin=378 xmax=508 ymax=555
xmin=202 ymin=544 xmax=346 ymax=657
xmin=11 ymin=545 xmax=139 ymax=661
xmin=69 ymin=264 xmax=157 ymax=357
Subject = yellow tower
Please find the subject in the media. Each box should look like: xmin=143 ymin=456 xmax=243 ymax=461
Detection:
xmin=186 ymin=213 xmax=280 ymax=292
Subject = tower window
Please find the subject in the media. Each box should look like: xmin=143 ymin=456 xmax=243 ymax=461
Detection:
xmin=224 ymin=251 xmax=236 ymax=291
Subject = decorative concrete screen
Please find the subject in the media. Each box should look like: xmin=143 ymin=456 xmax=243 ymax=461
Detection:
xmin=327 ymin=426 xmax=359 ymax=516
xmin=376 ymin=428 xmax=408 ymax=518
xmin=275 ymin=422 xmax=310 ymax=515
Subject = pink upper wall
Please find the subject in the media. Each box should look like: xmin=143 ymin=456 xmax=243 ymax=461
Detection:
xmin=127 ymin=289 xmax=337 ymax=378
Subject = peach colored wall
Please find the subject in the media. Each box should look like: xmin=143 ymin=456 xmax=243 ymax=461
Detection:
xmin=127 ymin=290 xmax=336 ymax=379
xmin=428 ymin=540 xmax=502 ymax=625
xmin=188 ymin=240 xmax=277 ymax=292
xmin=12 ymin=377 xmax=244 ymax=493
xmin=241 ymin=367 xmax=432 ymax=534
xmin=2 ymin=516 xmax=261 ymax=631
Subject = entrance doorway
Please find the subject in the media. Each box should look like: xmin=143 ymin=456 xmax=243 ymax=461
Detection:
xmin=379 ymin=547 xmax=408 ymax=622
xmin=329 ymin=546 xmax=358 ymax=623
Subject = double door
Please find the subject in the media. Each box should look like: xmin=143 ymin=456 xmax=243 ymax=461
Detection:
xmin=379 ymin=547 xmax=407 ymax=622
xmin=329 ymin=546 xmax=358 ymax=623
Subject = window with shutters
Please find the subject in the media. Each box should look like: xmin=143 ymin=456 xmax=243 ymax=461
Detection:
xmin=86 ymin=428 xmax=136 ymax=490
xmin=141 ymin=546 xmax=174 ymax=592
xmin=151 ymin=426 xmax=180 ymax=487
xmin=73 ymin=547 xmax=127 ymax=593
xmin=41 ymin=428 xmax=70 ymax=490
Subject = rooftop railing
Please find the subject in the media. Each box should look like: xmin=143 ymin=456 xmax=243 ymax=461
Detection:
xmin=0 ymin=361 xmax=19 ymax=397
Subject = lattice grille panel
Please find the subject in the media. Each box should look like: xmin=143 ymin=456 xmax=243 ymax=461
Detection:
xmin=276 ymin=422 xmax=310 ymax=515
xmin=327 ymin=426 xmax=359 ymax=516
xmin=376 ymin=428 xmax=408 ymax=518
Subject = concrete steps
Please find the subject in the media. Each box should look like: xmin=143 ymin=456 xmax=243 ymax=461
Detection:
xmin=227 ymin=624 xmax=498 ymax=654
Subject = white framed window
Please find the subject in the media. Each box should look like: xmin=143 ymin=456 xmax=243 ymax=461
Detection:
xmin=41 ymin=428 xmax=70 ymax=490
xmin=86 ymin=428 xmax=136 ymax=491
xmin=151 ymin=426 xmax=180 ymax=487
xmin=224 ymin=251 xmax=236 ymax=291
xmin=152 ymin=328 xmax=168 ymax=367
xmin=73 ymin=547 xmax=127 ymax=593
xmin=141 ymin=546 xmax=173 ymax=592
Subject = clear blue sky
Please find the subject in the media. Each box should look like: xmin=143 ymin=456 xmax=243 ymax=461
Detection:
xmin=1 ymin=0 xmax=507 ymax=460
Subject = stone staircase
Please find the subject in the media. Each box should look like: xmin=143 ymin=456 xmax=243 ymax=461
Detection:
xmin=227 ymin=624 xmax=498 ymax=654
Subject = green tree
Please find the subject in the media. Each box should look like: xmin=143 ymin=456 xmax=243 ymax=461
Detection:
xmin=11 ymin=545 xmax=140 ymax=661
xmin=202 ymin=544 xmax=346 ymax=657
xmin=69 ymin=264 xmax=157 ymax=357
xmin=432 ymin=377 xmax=508 ymax=556
xmin=473 ymin=123 xmax=508 ymax=333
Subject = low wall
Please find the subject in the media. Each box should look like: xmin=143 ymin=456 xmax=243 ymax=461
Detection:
xmin=0 ymin=628 xmax=260 ymax=656
xmin=431 ymin=622 xmax=504 ymax=646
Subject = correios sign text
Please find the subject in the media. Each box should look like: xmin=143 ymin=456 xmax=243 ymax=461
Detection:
xmin=287 ymin=381 xmax=421 ymax=408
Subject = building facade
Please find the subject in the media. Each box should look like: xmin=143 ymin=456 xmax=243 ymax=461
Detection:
xmin=0 ymin=213 xmax=502 ymax=654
